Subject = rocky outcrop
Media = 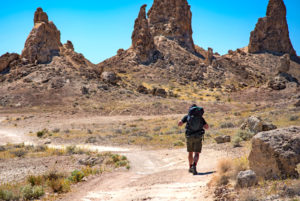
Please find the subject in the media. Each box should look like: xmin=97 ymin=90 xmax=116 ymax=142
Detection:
xmin=241 ymin=116 xmax=277 ymax=134
xmin=101 ymin=72 xmax=119 ymax=85
xmin=248 ymin=0 xmax=296 ymax=56
xmin=0 ymin=53 xmax=19 ymax=73
xmin=21 ymin=8 xmax=62 ymax=64
xmin=236 ymin=170 xmax=258 ymax=188
xmin=278 ymin=54 xmax=290 ymax=73
xmin=205 ymin=48 xmax=214 ymax=65
xmin=147 ymin=0 xmax=195 ymax=52
xmin=249 ymin=127 xmax=300 ymax=179
xmin=132 ymin=5 xmax=156 ymax=64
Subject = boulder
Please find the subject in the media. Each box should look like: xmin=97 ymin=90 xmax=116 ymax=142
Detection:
xmin=0 ymin=53 xmax=19 ymax=73
xmin=132 ymin=5 xmax=156 ymax=64
xmin=147 ymin=0 xmax=195 ymax=52
xmin=214 ymin=135 xmax=231 ymax=144
xmin=101 ymin=71 xmax=119 ymax=84
xmin=236 ymin=170 xmax=258 ymax=188
xmin=295 ymin=100 xmax=300 ymax=107
xmin=248 ymin=126 xmax=300 ymax=179
xmin=21 ymin=8 xmax=62 ymax=64
xmin=268 ymin=75 xmax=287 ymax=90
xmin=137 ymin=85 xmax=149 ymax=94
xmin=242 ymin=116 xmax=277 ymax=134
xmin=248 ymin=0 xmax=296 ymax=56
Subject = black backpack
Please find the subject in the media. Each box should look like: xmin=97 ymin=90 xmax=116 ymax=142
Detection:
xmin=187 ymin=106 xmax=205 ymax=134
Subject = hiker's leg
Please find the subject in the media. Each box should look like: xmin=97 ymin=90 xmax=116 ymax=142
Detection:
xmin=188 ymin=152 xmax=193 ymax=167
xmin=193 ymin=152 xmax=200 ymax=166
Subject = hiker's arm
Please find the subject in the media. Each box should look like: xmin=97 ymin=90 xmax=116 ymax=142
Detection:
xmin=178 ymin=115 xmax=188 ymax=127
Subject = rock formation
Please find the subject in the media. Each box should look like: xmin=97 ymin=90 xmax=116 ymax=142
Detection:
xmin=21 ymin=7 xmax=62 ymax=64
xmin=132 ymin=5 xmax=156 ymax=64
xmin=248 ymin=0 xmax=296 ymax=56
xmin=205 ymin=48 xmax=214 ymax=65
xmin=147 ymin=0 xmax=195 ymax=52
xmin=240 ymin=116 xmax=277 ymax=133
xmin=249 ymin=126 xmax=300 ymax=179
xmin=0 ymin=53 xmax=19 ymax=73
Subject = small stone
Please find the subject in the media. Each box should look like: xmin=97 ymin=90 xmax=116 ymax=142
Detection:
xmin=236 ymin=170 xmax=258 ymax=188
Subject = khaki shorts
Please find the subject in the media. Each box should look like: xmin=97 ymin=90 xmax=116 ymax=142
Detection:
xmin=186 ymin=135 xmax=202 ymax=153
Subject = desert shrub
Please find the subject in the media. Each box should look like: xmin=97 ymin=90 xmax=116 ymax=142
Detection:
xmin=115 ymin=160 xmax=128 ymax=168
xmin=111 ymin=154 xmax=121 ymax=163
xmin=290 ymin=115 xmax=299 ymax=121
xmin=44 ymin=171 xmax=64 ymax=181
xmin=217 ymin=158 xmax=233 ymax=175
xmin=121 ymin=156 xmax=127 ymax=161
xmin=220 ymin=122 xmax=235 ymax=129
xmin=232 ymin=136 xmax=242 ymax=147
xmin=173 ymin=140 xmax=185 ymax=147
xmin=69 ymin=170 xmax=84 ymax=183
xmin=232 ymin=156 xmax=249 ymax=179
xmin=48 ymin=178 xmax=70 ymax=193
xmin=235 ymin=130 xmax=254 ymax=141
xmin=27 ymin=175 xmax=44 ymax=186
xmin=66 ymin=146 xmax=85 ymax=155
xmin=21 ymin=185 xmax=44 ymax=199
xmin=10 ymin=148 xmax=27 ymax=157
xmin=0 ymin=189 xmax=18 ymax=201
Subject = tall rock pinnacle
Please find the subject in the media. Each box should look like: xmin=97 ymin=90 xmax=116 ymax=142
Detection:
xmin=147 ymin=0 xmax=195 ymax=52
xmin=132 ymin=5 xmax=156 ymax=64
xmin=248 ymin=0 xmax=296 ymax=56
xmin=21 ymin=8 xmax=62 ymax=64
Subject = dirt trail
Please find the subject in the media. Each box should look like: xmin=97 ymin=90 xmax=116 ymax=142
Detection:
xmin=0 ymin=115 xmax=226 ymax=200
xmin=61 ymin=147 xmax=227 ymax=201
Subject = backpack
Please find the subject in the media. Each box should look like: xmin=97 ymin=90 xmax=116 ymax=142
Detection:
xmin=186 ymin=106 xmax=205 ymax=134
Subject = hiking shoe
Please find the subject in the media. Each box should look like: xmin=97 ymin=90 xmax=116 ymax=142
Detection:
xmin=189 ymin=167 xmax=193 ymax=173
xmin=192 ymin=165 xmax=198 ymax=175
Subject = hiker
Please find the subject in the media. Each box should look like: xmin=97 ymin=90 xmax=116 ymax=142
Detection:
xmin=178 ymin=104 xmax=209 ymax=175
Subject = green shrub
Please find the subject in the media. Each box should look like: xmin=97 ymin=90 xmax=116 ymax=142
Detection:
xmin=235 ymin=130 xmax=254 ymax=141
xmin=116 ymin=160 xmax=128 ymax=168
xmin=21 ymin=185 xmax=44 ymax=199
xmin=111 ymin=154 xmax=121 ymax=163
xmin=232 ymin=136 xmax=242 ymax=148
xmin=0 ymin=189 xmax=14 ymax=201
xmin=69 ymin=170 xmax=84 ymax=183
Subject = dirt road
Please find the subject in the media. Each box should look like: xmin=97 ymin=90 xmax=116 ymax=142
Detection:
xmin=61 ymin=147 xmax=226 ymax=201
xmin=0 ymin=115 xmax=227 ymax=200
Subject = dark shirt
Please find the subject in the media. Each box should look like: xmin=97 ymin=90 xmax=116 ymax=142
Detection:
xmin=181 ymin=115 xmax=207 ymax=136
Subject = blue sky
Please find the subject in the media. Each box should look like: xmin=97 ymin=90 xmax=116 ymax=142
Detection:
xmin=0 ymin=0 xmax=299 ymax=64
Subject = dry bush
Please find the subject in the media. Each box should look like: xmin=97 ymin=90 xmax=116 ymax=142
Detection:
xmin=48 ymin=178 xmax=70 ymax=193
xmin=208 ymin=158 xmax=233 ymax=187
xmin=27 ymin=175 xmax=44 ymax=186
